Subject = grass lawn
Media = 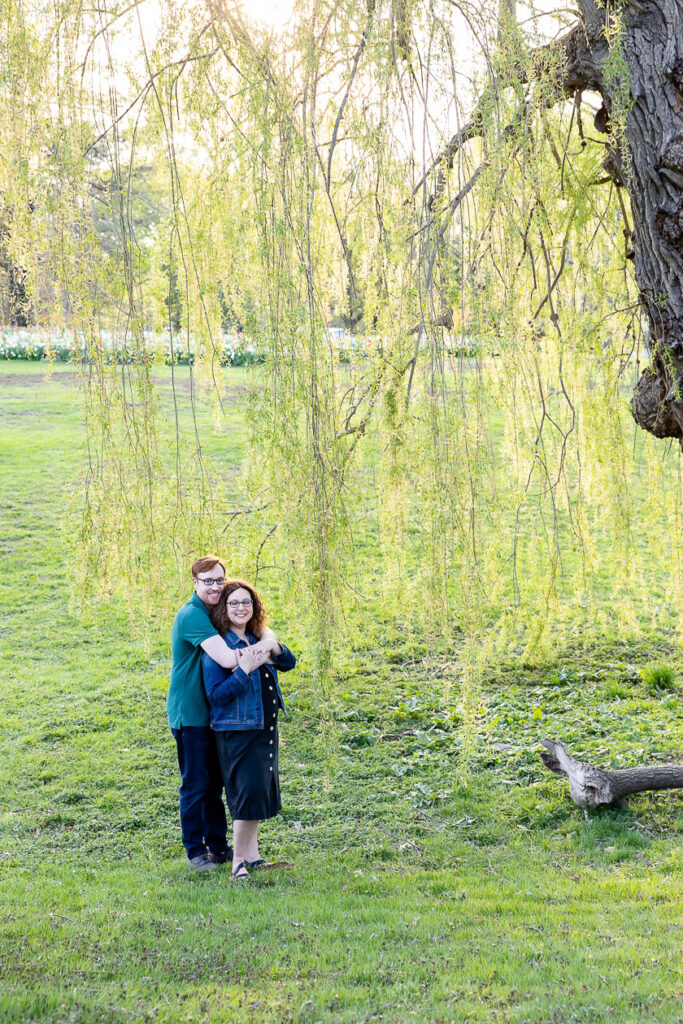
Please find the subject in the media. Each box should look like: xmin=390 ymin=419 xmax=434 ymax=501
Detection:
xmin=0 ymin=362 xmax=682 ymax=1023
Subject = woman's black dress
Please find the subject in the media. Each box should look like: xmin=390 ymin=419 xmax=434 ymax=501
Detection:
xmin=214 ymin=665 xmax=281 ymax=821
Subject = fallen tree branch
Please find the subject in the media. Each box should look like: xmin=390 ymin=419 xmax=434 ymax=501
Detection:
xmin=540 ymin=739 xmax=683 ymax=809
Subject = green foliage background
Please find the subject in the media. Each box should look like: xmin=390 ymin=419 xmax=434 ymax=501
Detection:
xmin=2 ymin=6 xmax=683 ymax=1018
xmin=1 ymin=363 xmax=682 ymax=1024
xmin=1 ymin=0 xmax=681 ymax=685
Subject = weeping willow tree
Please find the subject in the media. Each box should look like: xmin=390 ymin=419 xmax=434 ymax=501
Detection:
xmin=2 ymin=0 xmax=682 ymax=685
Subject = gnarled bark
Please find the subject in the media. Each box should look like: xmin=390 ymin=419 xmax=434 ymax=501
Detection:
xmin=540 ymin=738 xmax=683 ymax=808
xmin=613 ymin=1 xmax=683 ymax=442
xmin=535 ymin=1 xmax=683 ymax=443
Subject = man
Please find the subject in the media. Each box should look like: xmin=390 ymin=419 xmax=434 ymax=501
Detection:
xmin=167 ymin=555 xmax=271 ymax=870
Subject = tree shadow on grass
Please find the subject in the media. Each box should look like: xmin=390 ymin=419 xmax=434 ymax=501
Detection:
xmin=574 ymin=805 xmax=651 ymax=862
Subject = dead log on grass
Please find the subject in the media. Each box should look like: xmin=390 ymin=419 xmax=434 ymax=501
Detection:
xmin=540 ymin=739 xmax=683 ymax=810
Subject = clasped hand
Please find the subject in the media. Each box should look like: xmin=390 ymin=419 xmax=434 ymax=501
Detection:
xmin=236 ymin=645 xmax=268 ymax=674
xmin=236 ymin=628 xmax=280 ymax=674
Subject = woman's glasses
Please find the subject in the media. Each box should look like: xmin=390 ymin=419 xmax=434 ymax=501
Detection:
xmin=227 ymin=598 xmax=253 ymax=609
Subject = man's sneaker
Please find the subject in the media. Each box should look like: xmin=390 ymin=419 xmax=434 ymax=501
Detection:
xmin=208 ymin=847 xmax=233 ymax=865
xmin=188 ymin=853 xmax=217 ymax=871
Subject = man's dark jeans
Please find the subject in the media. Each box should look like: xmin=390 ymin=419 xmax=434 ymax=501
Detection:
xmin=171 ymin=726 xmax=228 ymax=860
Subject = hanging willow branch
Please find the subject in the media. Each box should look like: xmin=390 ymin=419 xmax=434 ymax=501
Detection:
xmin=414 ymin=3 xmax=683 ymax=446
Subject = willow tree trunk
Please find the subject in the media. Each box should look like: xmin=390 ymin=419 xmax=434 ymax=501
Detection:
xmin=0 ymin=214 xmax=31 ymax=327
xmin=567 ymin=0 xmax=683 ymax=442
xmin=430 ymin=2 xmax=683 ymax=442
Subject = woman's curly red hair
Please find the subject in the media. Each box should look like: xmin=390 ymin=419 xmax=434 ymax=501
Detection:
xmin=210 ymin=578 xmax=267 ymax=637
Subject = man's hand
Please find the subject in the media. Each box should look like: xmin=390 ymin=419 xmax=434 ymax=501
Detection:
xmin=236 ymin=645 xmax=269 ymax=674
xmin=259 ymin=626 xmax=283 ymax=657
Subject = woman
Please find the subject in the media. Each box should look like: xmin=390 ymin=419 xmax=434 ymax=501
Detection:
xmin=201 ymin=579 xmax=296 ymax=880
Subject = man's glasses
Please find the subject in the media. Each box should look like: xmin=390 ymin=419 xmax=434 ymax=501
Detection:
xmin=227 ymin=598 xmax=253 ymax=608
xmin=196 ymin=577 xmax=225 ymax=588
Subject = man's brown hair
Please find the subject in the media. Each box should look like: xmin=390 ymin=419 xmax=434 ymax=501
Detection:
xmin=191 ymin=555 xmax=226 ymax=577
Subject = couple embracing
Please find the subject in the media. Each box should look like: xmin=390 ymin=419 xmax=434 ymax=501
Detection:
xmin=166 ymin=555 xmax=296 ymax=881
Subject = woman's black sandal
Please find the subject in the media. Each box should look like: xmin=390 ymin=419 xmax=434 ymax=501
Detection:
xmin=245 ymin=859 xmax=266 ymax=869
xmin=230 ymin=861 xmax=250 ymax=881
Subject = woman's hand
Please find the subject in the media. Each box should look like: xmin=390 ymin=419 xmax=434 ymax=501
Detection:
xmin=236 ymin=645 xmax=269 ymax=674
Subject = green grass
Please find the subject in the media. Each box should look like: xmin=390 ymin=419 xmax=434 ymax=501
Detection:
xmin=640 ymin=663 xmax=678 ymax=697
xmin=0 ymin=363 xmax=682 ymax=1023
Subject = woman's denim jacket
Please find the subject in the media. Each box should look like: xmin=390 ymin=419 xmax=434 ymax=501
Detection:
xmin=201 ymin=629 xmax=296 ymax=731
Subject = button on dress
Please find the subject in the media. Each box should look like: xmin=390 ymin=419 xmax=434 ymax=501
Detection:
xmin=214 ymin=667 xmax=281 ymax=820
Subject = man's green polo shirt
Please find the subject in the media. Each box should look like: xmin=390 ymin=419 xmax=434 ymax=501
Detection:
xmin=167 ymin=593 xmax=219 ymax=729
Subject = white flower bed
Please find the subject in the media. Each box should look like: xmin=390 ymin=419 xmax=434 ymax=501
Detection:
xmin=0 ymin=327 xmax=263 ymax=366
